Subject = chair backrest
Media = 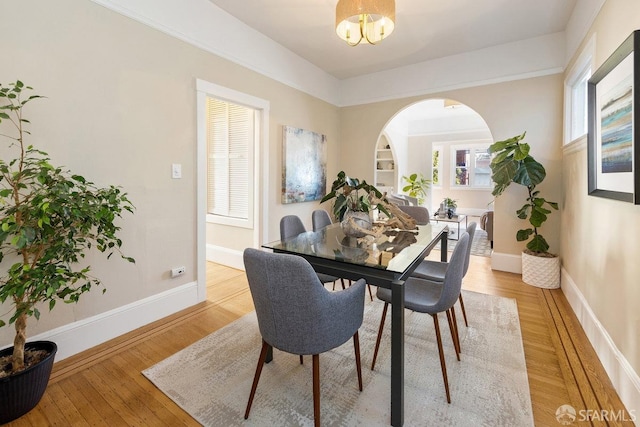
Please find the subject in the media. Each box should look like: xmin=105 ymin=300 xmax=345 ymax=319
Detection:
xmin=312 ymin=209 xmax=332 ymax=232
xmin=243 ymin=248 xmax=365 ymax=355
xmin=401 ymin=194 xmax=419 ymax=206
xmin=386 ymin=194 xmax=408 ymax=206
xmin=397 ymin=205 xmax=430 ymax=225
xmin=433 ymin=232 xmax=469 ymax=313
xmin=280 ymin=215 xmax=306 ymax=241
xmin=463 ymin=222 xmax=477 ymax=276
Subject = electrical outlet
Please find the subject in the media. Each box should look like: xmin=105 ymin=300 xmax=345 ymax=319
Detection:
xmin=171 ymin=266 xmax=186 ymax=278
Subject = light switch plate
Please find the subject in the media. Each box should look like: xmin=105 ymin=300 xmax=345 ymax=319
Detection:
xmin=172 ymin=163 xmax=182 ymax=179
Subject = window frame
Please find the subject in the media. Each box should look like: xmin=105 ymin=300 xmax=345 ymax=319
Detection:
xmin=197 ymin=80 xmax=268 ymax=230
xmin=432 ymin=145 xmax=442 ymax=188
xmin=449 ymin=142 xmax=492 ymax=189
xmin=564 ymin=34 xmax=595 ymax=145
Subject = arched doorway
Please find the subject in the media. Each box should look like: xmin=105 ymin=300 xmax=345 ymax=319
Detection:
xmin=376 ymin=98 xmax=494 ymax=219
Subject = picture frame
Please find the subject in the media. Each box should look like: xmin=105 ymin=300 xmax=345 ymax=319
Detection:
xmin=587 ymin=30 xmax=640 ymax=203
xmin=281 ymin=125 xmax=327 ymax=204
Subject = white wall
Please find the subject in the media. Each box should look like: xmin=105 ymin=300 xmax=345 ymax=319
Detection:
xmin=560 ymin=0 xmax=640 ymax=413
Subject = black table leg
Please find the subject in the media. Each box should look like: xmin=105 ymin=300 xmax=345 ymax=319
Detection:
xmin=441 ymin=231 xmax=448 ymax=262
xmin=391 ymin=280 xmax=405 ymax=426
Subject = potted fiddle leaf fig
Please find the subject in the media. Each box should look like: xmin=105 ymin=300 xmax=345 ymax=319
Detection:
xmin=488 ymin=131 xmax=559 ymax=288
xmin=0 ymin=81 xmax=135 ymax=423
xmin=401 ymin=173 xmax=431 ymax=205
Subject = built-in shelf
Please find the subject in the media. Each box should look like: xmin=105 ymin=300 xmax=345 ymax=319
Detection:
xmin=375 ymin=136 xmax=396 ymax=192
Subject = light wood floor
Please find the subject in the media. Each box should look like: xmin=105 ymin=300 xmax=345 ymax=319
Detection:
xmin=7 ymin=255 xmax=631 ymax=426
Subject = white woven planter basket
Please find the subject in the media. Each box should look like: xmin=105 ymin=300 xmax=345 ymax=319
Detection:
xmin=521 ymin=251 xmax=560 ymax=289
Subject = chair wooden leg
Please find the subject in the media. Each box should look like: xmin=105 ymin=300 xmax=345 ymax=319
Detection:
xmin=458 ymin=294 xmax=469 ymax=327
xmin=432 ymin=314 xmax=451 ymax=403
xmin=371 ymin=302 xmax=389 ymax=371
xmin=367 ymin=284 xmax=373 ymax=301
xmin=312 ymin=354 xmax=321 ymax=427
xmin=341 ymin=278 xmax=346 ymax=290
xmin=300 ymin=355 xmax=304 ymax=364
xmin=451 ymin=306 xmax=462 ymax=353
xmin=449 ymin=306 xmax=462 ymax=361
xmin=245 ymin=340 xmax=270 ymax=419
xmin=445 ymin=309 xmax=460 ymax=361
xmin=353 ymin=332 xmax=363 ymax=391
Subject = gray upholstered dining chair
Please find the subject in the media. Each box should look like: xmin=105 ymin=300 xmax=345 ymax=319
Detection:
xmin=311 ymin=209 xmax=332 ymax=232
xmin=412 ymin=222 xmax=477 ymax=328
xmin=370 ymin=232 xmax=469 ymax=404
xmin=397 ymin=205 xmax=431 ymax=225
xmin=386 ymin=193 xmax=408 ymax=206
xmin=281 ymin=215 xmax=345 ymax=288
xmin=243 ymin=248 xmax=366 ymax=427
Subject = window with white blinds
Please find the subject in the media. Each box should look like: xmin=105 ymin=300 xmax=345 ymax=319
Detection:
xmin=206 ymin=97 xmax=254 ymax=220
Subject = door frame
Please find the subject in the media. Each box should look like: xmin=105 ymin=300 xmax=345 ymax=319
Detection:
xmin=196 ymin=79 xmax=270 ymax=301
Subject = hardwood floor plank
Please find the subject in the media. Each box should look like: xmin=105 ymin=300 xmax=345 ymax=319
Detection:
xmin=63 ymin=373 xmax=127 ymax=425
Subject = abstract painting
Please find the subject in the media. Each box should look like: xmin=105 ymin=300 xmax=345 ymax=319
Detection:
xmin=588 ymin=30 xmax=640 ymax=203
xmin=281 ymin=126 xmax=327 ymax=204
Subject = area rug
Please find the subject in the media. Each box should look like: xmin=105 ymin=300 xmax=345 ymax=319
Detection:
xmin=143 ymin=291 xmax=532 ymax=426
xmin=440 ymin=227 xmax=492 ymax=257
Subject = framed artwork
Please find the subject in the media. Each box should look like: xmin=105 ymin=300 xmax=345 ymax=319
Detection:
xmin=587 ymin=30 xmax=640 ymax=203
xmin=281 ymin=125 xmax=327 ymax=204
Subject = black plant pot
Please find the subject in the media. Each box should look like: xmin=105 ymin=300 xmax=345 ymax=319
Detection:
xmin=0 ymin=341 xmax=57 ymax=424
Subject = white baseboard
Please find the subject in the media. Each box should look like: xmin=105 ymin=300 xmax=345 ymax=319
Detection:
xmin=561 ymin=268 xmax=640 ymax=415
xmin=28 ymin=281 xmax=200 ymax=361
xmin=206 ymin=244 xmax=245 ymax=270
xmin=490 ymin=251 xmax=522 ymax=274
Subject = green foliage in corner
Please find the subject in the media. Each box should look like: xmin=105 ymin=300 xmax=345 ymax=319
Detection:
xmin=0 ymin=81 xmax=135 ymax=373
xmin=488 ymin=132 xmax=558 ymax=254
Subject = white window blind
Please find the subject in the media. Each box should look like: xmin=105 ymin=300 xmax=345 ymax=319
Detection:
xmin=206 ymin=98 xmax=253 ymax=220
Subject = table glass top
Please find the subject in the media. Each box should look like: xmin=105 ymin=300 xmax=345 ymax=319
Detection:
xmin=263 ymin=222 xmax=448 ymax=274
xmin=433 ymin=214 xmax=466 ymax=223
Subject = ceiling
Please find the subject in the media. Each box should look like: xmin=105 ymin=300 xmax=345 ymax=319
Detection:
xmin=208 ymin=0 xmax=577 ymax=80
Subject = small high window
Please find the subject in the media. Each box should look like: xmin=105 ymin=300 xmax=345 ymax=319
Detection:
xmin=564 ymin=35 xmax=595 ymax=144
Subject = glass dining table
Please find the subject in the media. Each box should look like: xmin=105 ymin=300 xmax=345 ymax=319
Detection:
xmin=262 ymin=221 xmax=449 ymax=427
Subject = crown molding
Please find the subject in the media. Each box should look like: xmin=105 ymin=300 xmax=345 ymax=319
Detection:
xmin=90 ymin=0 xmax=601 ymax=108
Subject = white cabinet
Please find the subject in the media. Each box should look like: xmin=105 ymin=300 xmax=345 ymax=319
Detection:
xmin=375 ymin=137 xmax=396 ymax=194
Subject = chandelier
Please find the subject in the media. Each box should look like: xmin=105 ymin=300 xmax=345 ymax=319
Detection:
xmin=335 ymin=0 xmax=396 ymax=46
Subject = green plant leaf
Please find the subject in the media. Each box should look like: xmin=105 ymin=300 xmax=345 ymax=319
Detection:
xmin=490 ymin=160 xmax=518 ymax=195
xmin=516 ymin=205 xmax=530 ymax=219
xmin=512 ymin=156 xmax=546 ymax=188
xmin=513 ymin=143 xmax=530 ymax=161
xmin=516 ymin=228 xmax=534 ymax=241
xmin=529 ymin=208 xmax=548 ymax=227
xmin=526 ymin=234 xmax=550 ymax=253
